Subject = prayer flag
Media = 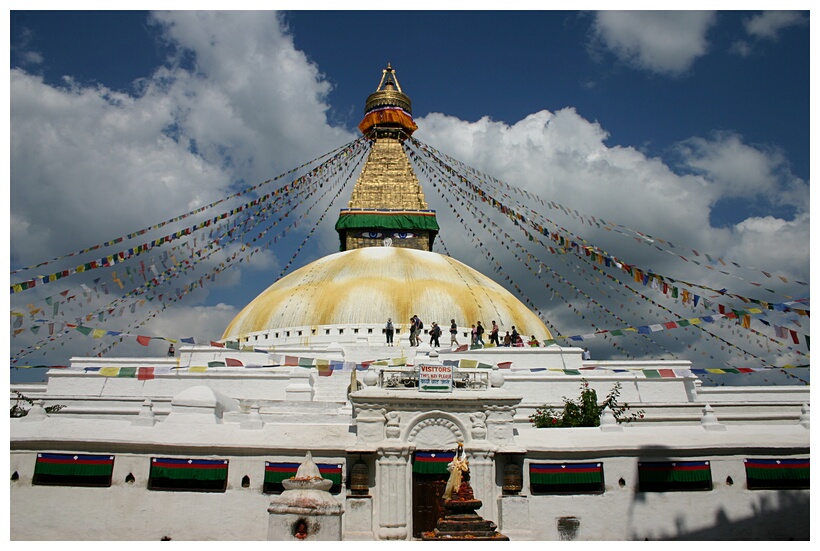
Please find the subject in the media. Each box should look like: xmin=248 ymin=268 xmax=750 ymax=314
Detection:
xmin=137 ymin=367 xmax=155 ymax=380
xmin=136 ymin=335 xmax=151 ymax=346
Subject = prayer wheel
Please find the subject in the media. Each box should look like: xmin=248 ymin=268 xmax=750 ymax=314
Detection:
xmin=502 ymin=463 xmax=523 ymax=495
xmin=350 ymin=458 xmax=370 ymax=495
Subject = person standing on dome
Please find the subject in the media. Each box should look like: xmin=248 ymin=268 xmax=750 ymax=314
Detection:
xmin=503 ymin=331 xmax=512 ymax=347
xmin=489 ymin=321 xmax=500 ymax=346
xmin=450 ymin=319 xmax=460 ymax=347
xmin=511 ymin=326 xmax=521 ymax=347
xmin=528 ymin=335 xmax=540 ymax=347
xmin=429 ymin=322 xmax=441 ymax=347
xmin=476 ymin=321 xmax=485 ymax=347
xmin=409 ymin=317 xmax=417 ymax=346
xmin=385 ymin=318 xmax=394 ymax=346
xmin=470 ymin=324 xmax=478 ymax=346
xmin=413 ymin=315 xmax=423 ymax=347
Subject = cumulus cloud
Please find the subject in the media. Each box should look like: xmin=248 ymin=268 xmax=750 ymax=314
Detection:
xmin=675 ymin=133 xmax=808 ymax=212
xmin=592 ymin=11 xmax=717 ymax=76
xmin=744 ymin=11 xmax=808 ymax=40
xmin=730 ymin=11 xmax=807 ymax=57
xmin=416 ymin=107 xmax=809 ymax=343
xmin=10 ymin=11 xmax=355 ymax=268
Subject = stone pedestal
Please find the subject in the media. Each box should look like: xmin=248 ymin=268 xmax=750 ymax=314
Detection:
xmin=497 ymin=495 xmax=533 ymax=540
xmin=268 ymin=490 xmax=343 ymax=541
xmin=343 ymin=496 xmax=374 ymax=540
xmin=421 ymin=470 xmax=508 ymax=541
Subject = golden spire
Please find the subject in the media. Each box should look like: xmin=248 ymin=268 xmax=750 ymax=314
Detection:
xmin=358 ymin=63 xmax=418 ymax=137
xmin=337 ymin=65 xmax=437 ymax=252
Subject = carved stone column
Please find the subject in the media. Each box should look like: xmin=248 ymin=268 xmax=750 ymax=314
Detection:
xmin=376 ymin=445 xmax=412 ymax=540
xmin=466 ymin=446 xmax=496 ymax=522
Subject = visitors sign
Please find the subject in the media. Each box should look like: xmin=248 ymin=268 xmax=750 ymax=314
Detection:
xmin=418 ymin=364 xmax=453 ymax=392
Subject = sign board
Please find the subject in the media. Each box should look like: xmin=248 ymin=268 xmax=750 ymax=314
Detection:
xmin=418 ymin=364 xmax=453 ymax=393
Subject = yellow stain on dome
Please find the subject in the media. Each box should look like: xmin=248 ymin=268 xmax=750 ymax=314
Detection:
xmin=222 ymin=248 xmax=552 ymax=341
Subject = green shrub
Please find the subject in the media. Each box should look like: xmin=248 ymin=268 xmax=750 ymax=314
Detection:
xmin=529 ymin=380 xmax=644 ymax=428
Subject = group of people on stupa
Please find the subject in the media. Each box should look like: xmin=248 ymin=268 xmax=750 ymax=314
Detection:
xmin=385 ymin=317 xmax=541 ymax=348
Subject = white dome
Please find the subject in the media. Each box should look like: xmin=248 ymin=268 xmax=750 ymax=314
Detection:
xmin=222 ymin=247 xmax=551 ymax=340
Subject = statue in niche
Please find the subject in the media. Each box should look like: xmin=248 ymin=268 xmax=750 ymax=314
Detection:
xmin=443 ymin=442 xmax=470 ymax=501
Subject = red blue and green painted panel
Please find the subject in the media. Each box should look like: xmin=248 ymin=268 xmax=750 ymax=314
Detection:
xmin=33 ymin=453 xmax=114 ymax=487
xmin=529 ymin=462 xmax=604 ymax=494
xmin=413 ymin=452 xmax=455 ymax=474
xmin=638 ymin=460 xmax=712 ymax=491
xmin=148 ymin=457 xmax=228 ymax=492
xmin=745 ymin=458 xmax=809 ymax=490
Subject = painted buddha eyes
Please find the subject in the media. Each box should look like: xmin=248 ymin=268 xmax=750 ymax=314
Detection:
xmin=355 ymin=231 xmax=416 ymax=239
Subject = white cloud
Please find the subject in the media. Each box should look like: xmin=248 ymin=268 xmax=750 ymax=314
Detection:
xmin=729 ymin=40 xmax=751 ymax=57
xmin=416 ymin=107 xmax=809 ymax=296
xmin=10 ymin=11 xmax=355 ymax=269
xmin=143 ymin=302 xmax=240 ymax=346
xmin=10 ymin=70 xmax=232 ymax=265
xmin=675 ymin=133 xmax=809 ymax=213
xmin=744 ymin=11 xmax=807 ymax=40
xmin=592 ymin=11 xmax=717 ymax=76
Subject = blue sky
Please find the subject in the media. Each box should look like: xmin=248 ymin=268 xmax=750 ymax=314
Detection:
xmin=7 ymin=9 xmax=812 ymax=384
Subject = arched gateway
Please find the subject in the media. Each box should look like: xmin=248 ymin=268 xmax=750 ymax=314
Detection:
xmin=349 ymin=385 xmax=522 ymax=540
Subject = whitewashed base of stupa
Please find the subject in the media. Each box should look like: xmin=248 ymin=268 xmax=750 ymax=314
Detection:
xmin=343 ymin=496 xmax=375 ymax=540
xmin=497 ymin=495 xmax=534 ymax=540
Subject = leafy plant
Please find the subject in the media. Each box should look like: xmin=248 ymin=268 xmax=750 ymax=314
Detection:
xmin=10 ymin=390 xmax=65 ymax=418
xmin=529 ymin=380 xmax=644 ymax=428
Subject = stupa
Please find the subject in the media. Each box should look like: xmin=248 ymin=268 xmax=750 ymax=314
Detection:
xmin=9 ymin=64 xmax=809 ymax=542
xmin=221 ymin=63 xmax=553 ymax=347
xmin=268 ymin=451 xmax=344 ymax=541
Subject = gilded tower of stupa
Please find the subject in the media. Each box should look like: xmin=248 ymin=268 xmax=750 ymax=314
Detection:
xmin=335 ymin=64 xmax=439 ymax=251
xmin=222 ymin=65 xmax=552 ymax=343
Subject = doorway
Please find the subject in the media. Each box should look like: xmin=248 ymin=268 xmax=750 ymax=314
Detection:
xmin=412 ymin=472 xmax=448 ymax=538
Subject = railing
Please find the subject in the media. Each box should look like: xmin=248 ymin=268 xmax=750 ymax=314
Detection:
xmin=377 ymin=367 xmax=489 ymax=390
